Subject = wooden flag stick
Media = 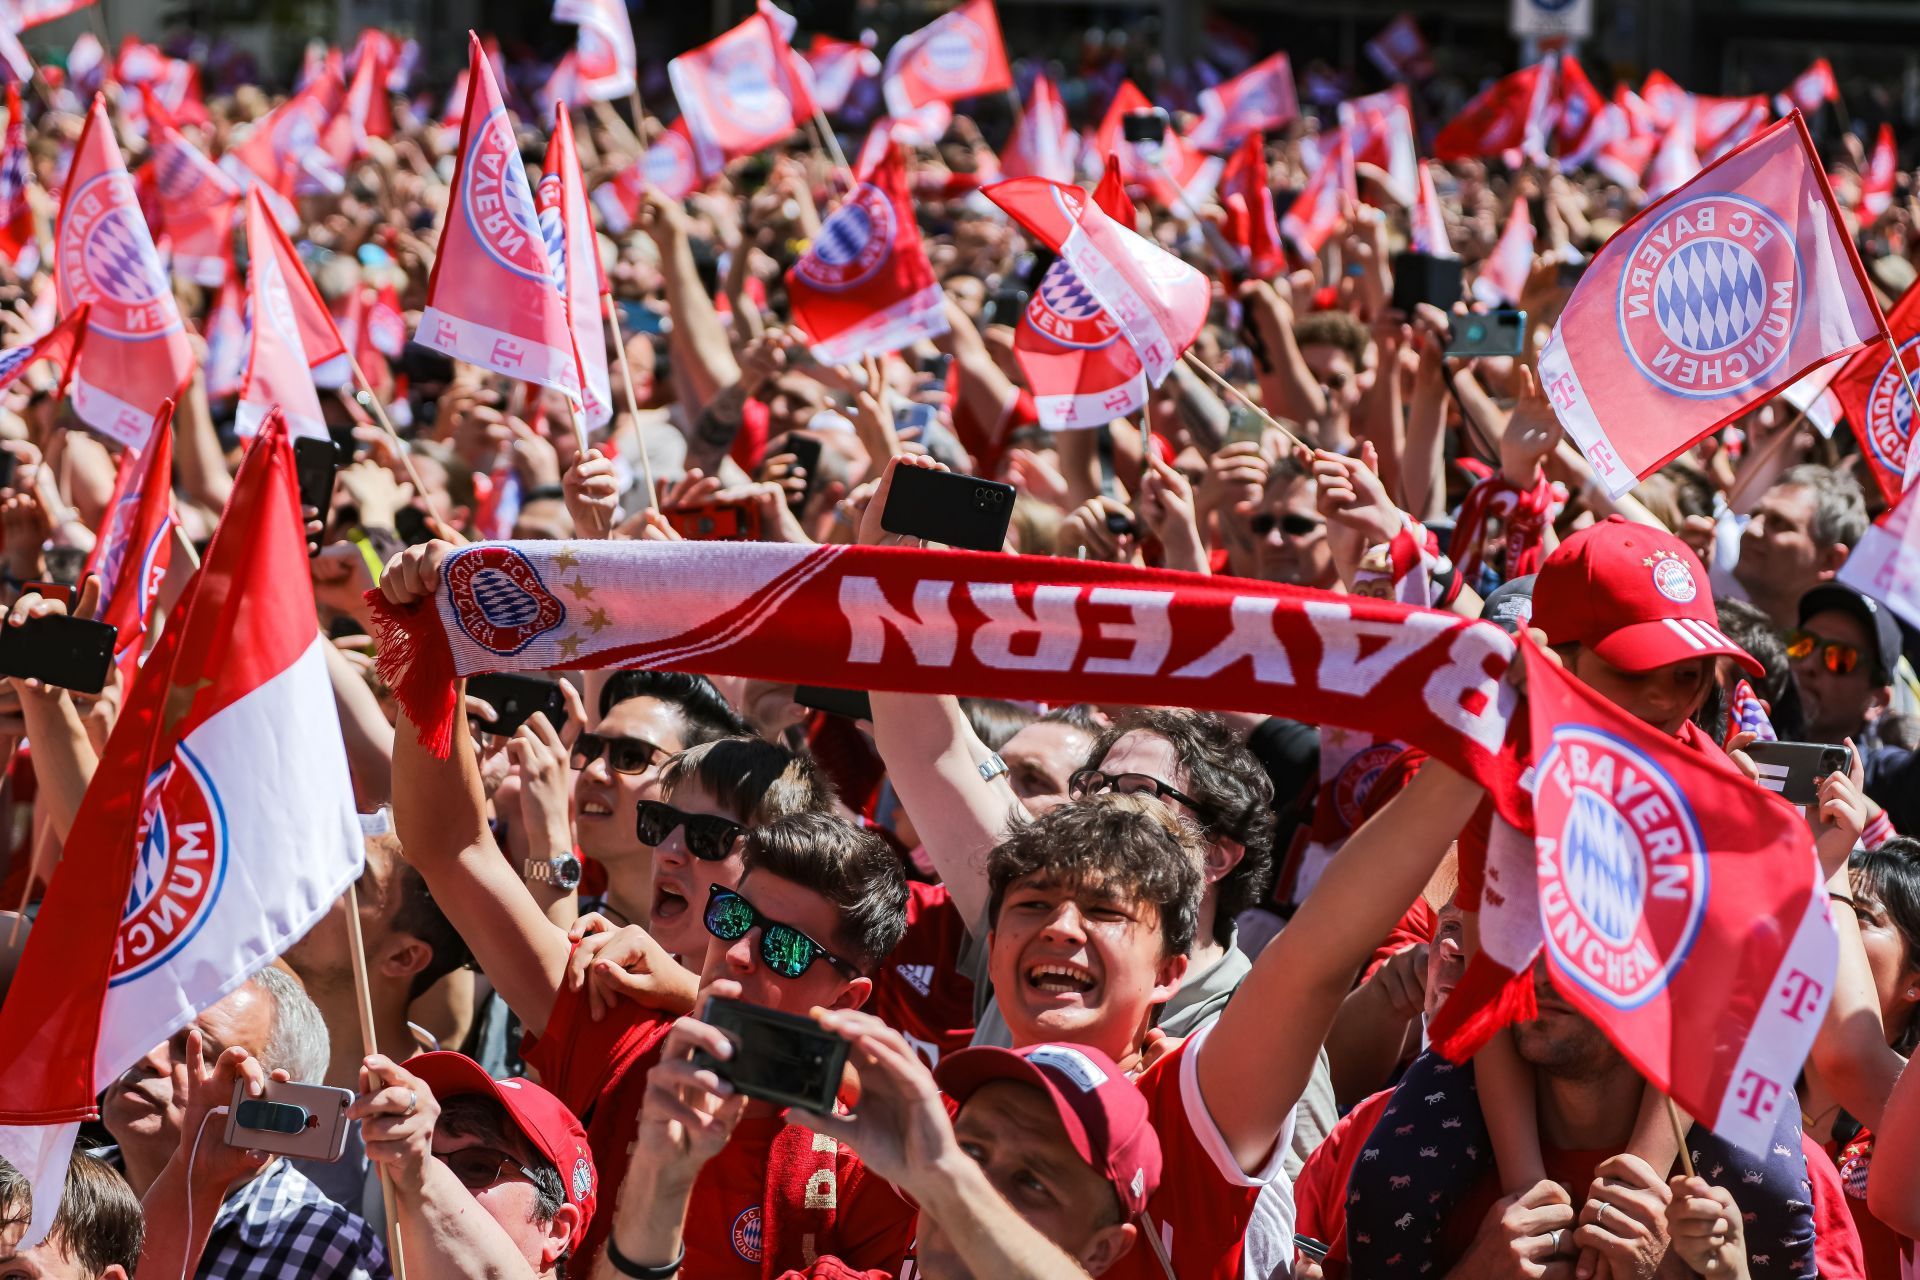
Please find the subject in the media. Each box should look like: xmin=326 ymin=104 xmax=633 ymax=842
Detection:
xmin=345 ymin=883 xmax=410 ymax=1280
xmin=603 ymin=294 xmax=657 ymax=507
xmin=1180 ymin=349 xmax=1307 ymax=452
xmin=346 ymin=352 xmax=443 ymax=528
xmin=811 ymin=107 xmax=855 ymax=189
xmin=1664 ymin=1094 xmax=1696 ymax=1179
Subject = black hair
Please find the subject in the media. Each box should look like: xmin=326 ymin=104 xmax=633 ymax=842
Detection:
xmin=384 ymin=845 xmax=474 ymax=1001
xmin=1852 ymin=838 xmax=1920 ymax=1055
xmin=960 ymin=698 xmax=1039 ymax=751
xmin=599 ymin=670 xmax=751 ymax=745
xmin=741 ymin=813 xmax=909 ymax=972
xmin=438 ymin=1094 xmax=568 ymax=1227
xmin=660 ymin=736 xmax=835 ymax=826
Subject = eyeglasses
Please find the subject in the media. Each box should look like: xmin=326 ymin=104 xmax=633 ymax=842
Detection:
xmin=635 ymin=800 xmax=745 ymax=860
xmin=1786 ymin=629 xmax=1865 ymax=677
xmin=1068 ymin=768 xmax=1216 ymax=821
xmin=571 ymin=732 xmax=670 ymax=775
xmin=434 ymin=1145 xmax=541 ymax=1192
xmin=704 ymin=884 xmax=859 ymax=980
xmin=1249 ymin=512 xmax=1323 ymax=538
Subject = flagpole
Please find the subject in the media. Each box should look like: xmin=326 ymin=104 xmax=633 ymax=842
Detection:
xmin=1150 ymin=157 xmax=1245 ymax=275
xmin=1181 ymin=349 xmax=1307 ymax=452
xmin=1663 ymin=1095 xmax=1696 ymax=1178
xmin=345 ymin=882 xmax=411 ymax=1280
xmin=810 ymin=108 xmax=854 ymax=190
xmin=345 ymin=353 xmax=444 ymax=529
xmin=603 ymin=294 xmax=657 ymax=509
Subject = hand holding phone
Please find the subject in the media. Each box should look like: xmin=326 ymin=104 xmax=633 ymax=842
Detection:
xmin=1444 ymin=310 xmax=1527 ymax=359
xmin=226 ymin=1076 xmax=354 ymax=1162
xmin=879 ymin=465 xmax=1016 ymax=552
xmin=1745 ymin=740 xmax=1855 ymax=806
xmin=465 ymin=673 xmax=569 ymax=736
xmin=694 ymin=995 xmax=849 ymax=1115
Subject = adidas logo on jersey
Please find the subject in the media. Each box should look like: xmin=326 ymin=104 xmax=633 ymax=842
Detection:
xmin=896 ymin=963 xmax=934 ymax=996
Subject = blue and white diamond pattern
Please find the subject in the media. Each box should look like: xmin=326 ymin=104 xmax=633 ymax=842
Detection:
xmin=1654 ymin=238 xmax=1767 ymax=355
xmin=1562 ymin=787 xmax=1646 ymax=948
xmin=1039 ymin=260 xmax=1102 ymax=320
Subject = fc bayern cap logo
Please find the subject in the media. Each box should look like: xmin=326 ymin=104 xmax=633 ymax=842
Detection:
xmin=1644 ymin=549 xmax=1698 ymax=603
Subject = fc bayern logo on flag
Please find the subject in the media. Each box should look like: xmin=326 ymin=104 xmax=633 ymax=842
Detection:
xmin=58 ymin=174 xmax=178 ymax=341
xmin=535 ymin=172 xmax=568 ymax=294
xmin=717 ymin=45 xmax=790 ymax=135
xmin=152 ymin=141 xmax=206 ymax=202
xmin=1864 ymin=337 xmax=1916 ymax=478
xmin=1027 ymin=260 xmax=1120 ymax=349
xmin=795 ymin=183 xmax=893 ymax=292
xmin=112 ymin=751 xmax=228 ymax=987
xmin=645 ymin=131 xmax=698 ymax=195
xmin=1535 ymin=726 xmax=1709 ymax=1010
xmin=1617 ymin=195 xmax=1802 ymax=400
xmin=446 ymin=545 xmax=567 ymax=656
xmin=919 ymin=17 xmax=989 ymax=90
xmin=461 ymin=107 xmax=550 ymax=284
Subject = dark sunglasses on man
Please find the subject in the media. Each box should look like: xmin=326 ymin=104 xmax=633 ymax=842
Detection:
xmin=1787 ymin=629 xmax=1872 ymax=678
xmin=703 ymin=884 xmax=859 ymax=980
xmin=1249 ymin=512 xmax=1323 ymax=538
xmin=571 ymin=732 xmax=669 ymax=775
xmin=435 ymin=1145 xmax=541 ymax=1192
xmin=634 ymin=799 xmax=746 ymax=860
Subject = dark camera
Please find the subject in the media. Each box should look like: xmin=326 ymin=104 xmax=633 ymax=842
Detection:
xmin=232 ymin=1099 xmax=312 ymax=1136
xmin=974 ymin=487 xmax=1009 ymax=509
xmin=1105 ymin=512 xmax=1138 ymax=536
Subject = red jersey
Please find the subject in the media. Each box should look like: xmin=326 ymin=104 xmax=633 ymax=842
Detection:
xmin=1830 ymin=1128 xmax=1910 ymax=1280
xmin=864 ymin=882 xmax=977 ymax=1066
xmin=1105 ymin=1022 xmax=1294 ymax=1280
xmin=524 ymin=980 xmax=917 ymax=1274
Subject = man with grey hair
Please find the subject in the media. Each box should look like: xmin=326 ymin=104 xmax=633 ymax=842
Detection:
xmin=1718 ymin=462 xmax=1869 ymax=629
xmin=99 ymin=966 xmax=388 ymax=1280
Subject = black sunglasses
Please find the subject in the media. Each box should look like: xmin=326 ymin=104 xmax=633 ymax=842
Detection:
xmin=435 ymin=1145 xmax=541 ymax=1192
xmin=1250 ymin=512 xmax=1323 ymax=538
xmin=571 ymin=732 xmax=669 ymax=775
xmin=1068 ymin=768 xmax=1217 ymax=820
xmin=635 ymin=800 xmax=746 ymax=860
xmin=704 ymin=884 xmax=858 ymax=980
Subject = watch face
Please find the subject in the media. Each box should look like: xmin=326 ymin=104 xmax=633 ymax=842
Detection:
xmin=555 ymin=855 xmax=583 ymax=891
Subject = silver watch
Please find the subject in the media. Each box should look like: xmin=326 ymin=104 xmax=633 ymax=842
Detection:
xmin=978 ymin=752 xmax=1009 ymax=783
xmin=524 ymin=854 xmax=583 ymax=891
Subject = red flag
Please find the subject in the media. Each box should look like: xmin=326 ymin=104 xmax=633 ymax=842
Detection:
xmin=1186 ymin=51 xmax=1298 ymax=154
xmin=804 ymin=34 xmax=879 ymax=116
xmin=1339 ymin=85 xmax=1416 ymax=203
xmin=593 ymin=120 xmax=702 ymax=230
xmin=1364 ymin=15 xmax=1432 ymax=83
xmin=1595 ymin=130 xmax=1660 ymax=192
xmin=987 ymin=172 xmax=1209 ymax=387
xmin=343 ymin=31 xmax=395 ymax=150
xmin=1281 ymin=129 xmax=1354 ymax=259
xmin=56 ymin=96 xmax=193 ymax=448
xmin=1641 ymin=70 xmax=1690 ymax=129
xmin=239 ymin=190 xmax=338 ymax=439
xmin=1538 ymin=114 xmax=1886 ymax=500
xmin=1614 ymin=83 xmax=1660 ymax=139
xmin=1644 ymin=112 xmax=1701 ymax=201
xmin=1411 ymin=161 xmax=1454 ymax=258
xmin=1553 ymin=55 xmax=1614 ymax=164
xmin=1840 ymin=476 xmax=1920 ymax=631
xmin=1695 ymin=95 xmax=1771 ymax=163
xmin=669 ymin=1 xmax=816 ymax=177
xmin=540 ymin=108 xmax=614 ymax=431
xmin=418 ymin=34 xmax=580 ymax=400
xmin=1861 ymin=124 xmax=1897 ymax=220
xmin=1435 ymin=62 xmax=1553 ymax=162
xmin=1219 ymin=134 xmax=1283 ymax=279
xmin=1774 ymin=58 xmax=1838 ymax=119
xmin=786 ymin=143 xmax=949 ymax=364
xmin=1522 ymin=642 xmax=1833 ymax=1154
xmin=1013 ymin=160 xmax=1147 ymax=430
xmin=0 ymin=305 xmax=86 ymax=403
xmin=555 ymin=0 xmax=637 ymax=102
xmin=138 ymin=85 xmax=240 ymax=287
xmin=1095 ymin=82 xmax=1220 ymax=209
xmin=1473 ymin=196 xmax=1534 ymax=307
xmin=82 ymin=400 xmax=172 ymax=680
xmin=7 ymin=0 xmax=93 ymax=30
xmin=881 ymin=0 xmax=1011 ymax=117
xmin=1000 ymin=72 xmax=1074 ymax=184
xmin=0 ymin=412 xmax=362 ymax=1248
xmin=1830 ymin=283 xmax=1918 ymax=505
xmin=0 ymin=83 xmax=36 ymax=276
xmin=203 ymin=266 xmax=246 ymax=398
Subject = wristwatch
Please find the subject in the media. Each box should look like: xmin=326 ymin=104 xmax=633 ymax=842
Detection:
xmin=977 ymin=752 xmax=1009 ymax=783
xmin=523 ymin=854 xmax=583 ymax=891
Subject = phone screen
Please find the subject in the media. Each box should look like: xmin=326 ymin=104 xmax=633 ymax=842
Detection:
xmin=695 ymin=996 xmax=849 ymax=1115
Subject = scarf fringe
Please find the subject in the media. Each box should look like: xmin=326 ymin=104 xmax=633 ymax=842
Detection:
xmin=1427 ymin=954 xmax=1537 ymax=1062
xmin=364 ymin=588 xmax=459 ymax=759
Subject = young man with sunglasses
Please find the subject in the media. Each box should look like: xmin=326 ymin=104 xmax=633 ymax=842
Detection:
xmin=1790 ymin=583 xmax=1919 ymax=834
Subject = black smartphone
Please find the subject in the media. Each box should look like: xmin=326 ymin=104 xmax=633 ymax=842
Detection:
xmin=1445 ymin=310 xmax=1527 ymax=359
xmin=1746 ymin=740 xmax=1855 ymax=806
xmin=293 ymin=437 xmax=339 ymax=558
xmin=783 ymin=434 xmax=823 ymax=508
xmin=1122 ymin=107 xmax=1169 ymax=146
xmin=920 ymin=352 xmax=954 ymax=393
xmin=1104 ymin=511 xmax=1138 ymax=537
xmin=0 ymin=450 xmax=18 ymax=491
xmin=1390 ymin=250 xmax=1465 ymax=315
xmin=394 ymin=506 xmax=434 ymax=546
xmin=1294 ymin=1236 xmax=1332 ymax=1263
xmin=694 ymin=995 xmax=849 ymax=1115
xmin=465 ymin=673 xmax=568 ymax=736
xmin=983 ymin=287 xmax=1030 ymax=326
xmin=795 ymin=684 xmax=873 ymax=722
xmin=0 ymin=613 xmax=116 ymax=693
xmin=880 ymin=466 xmax=1016 ymax=552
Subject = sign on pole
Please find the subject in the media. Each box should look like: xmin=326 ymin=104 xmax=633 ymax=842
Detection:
xmin=1511 ymin=0 xmax=1592 ymax=39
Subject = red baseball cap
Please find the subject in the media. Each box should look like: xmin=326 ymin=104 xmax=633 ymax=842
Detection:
xmin=935 ymin=1042 xmax=1161 ymax=1217
xmin=408 ymin=1052 xmax=598 ymax=1252
xmin=1531 ymin=516 xmax=1761 ymax=678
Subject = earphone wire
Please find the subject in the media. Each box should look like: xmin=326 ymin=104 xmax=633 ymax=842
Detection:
xmin=181 ymin=1106 xmax=231 ymax=1280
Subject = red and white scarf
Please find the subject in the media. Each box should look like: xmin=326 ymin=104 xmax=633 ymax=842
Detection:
xmin=1445 ymin=469 xmax=1565 ymax=599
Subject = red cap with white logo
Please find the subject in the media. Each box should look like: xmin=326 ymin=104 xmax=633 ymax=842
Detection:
xmin=935 ymin=1042 xmax=1161 ymax=1217
xmin=1531 ymin=516 xmax=1762 ymax=677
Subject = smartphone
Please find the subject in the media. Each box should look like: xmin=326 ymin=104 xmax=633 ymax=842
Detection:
xmin=1445 ymin=311 xmax=1527 ymax=359
xmin=465 ymin=673 xmax=568 ymax=736
xmin=42 ymin=545 xmax=85 ymax=586
xmin=0 ymin=613 xmax=115 ymax=693
xmin=920 ymin=352 xmax=953 ymax=393
xmin=616 ymin=300 xmax=667 ymax=337
xmin=1390 ymin=250 xmax=1465 ymax=315
xmin=19 ymin=580 xmax=75 ymax=610
xmin=693 ymin=995 xmax=849 ymax=1116
xmin=897 ymin=402 xmax=940 ymax=436
xmin=1294 ymin=1236 xmax=1332 ymax=1263
xmin=880 ymin=466 xmax=1016 ymax=552
xmin=782 ymin=435 xmax=823 ymax=508
xmin=293 ymin=436 xmax=339 ymax=558
xmin=225 ymin=1077 xmax=353 ymax=1162
xmin=1746 ymin=740 xmax=1854 ymax=806
xmin=1104 ymin=511 xmax=1138 ymax=537
xmin=795 ymin=684 xmax=873 ymax=722
xmin=0 ymin=451 xmax=17 ymax=491
xmin=1225 ymin=403 xmax=1266 ymax=447
xmin=983 ymin=287 xmax=1030 ymax=326
xmin=394 ymin=505 xmax=434 ymax=546
xmin=664 ymin=500 xmax=763 ymax=542
xmin=1122 ymin=107 xmax=1169 ymax=147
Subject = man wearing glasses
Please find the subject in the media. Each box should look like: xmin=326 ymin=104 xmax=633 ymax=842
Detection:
xmin=1791 ymin=583 xmax=1919 ymax=833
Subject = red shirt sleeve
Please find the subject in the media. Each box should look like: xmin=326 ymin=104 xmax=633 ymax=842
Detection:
xmin=732 ymin=397 xmax=771 ymax=473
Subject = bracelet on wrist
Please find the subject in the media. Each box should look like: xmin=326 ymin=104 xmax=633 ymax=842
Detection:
xmin=1830 ymin=893 xmax=1858 ymax=912
xmin=606 ymin=1239 xmax=684 ymax=1279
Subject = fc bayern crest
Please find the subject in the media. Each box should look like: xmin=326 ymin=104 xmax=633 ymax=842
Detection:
xmin=1026 ymin=259 xmax=1119 ymax=349
xmin=730 ymin=1206 xmax=764 ymax=1263
xmin=1616 ymin=195 xmax=1802 ymax=400
xmin=112 ymin=748 xmax=229 ymax=987
xmin=718 ymin=45 xmax=790 ymax=135
xmin=1333 ymin=742 xmax=1403 ymax=829
xmin=535 ymin=172 xmax=568 ymax=294
xmin=918 ymin=18 xmax=989 ymax=91
xmin=1535 ymin=726 xmax=1709 ymax=1010
xmin=794 ymin=183 xmax=893 ymax=292
xmin=644 ymin=131 xmax=698 ymax=195
xmin=57 ymin=173 xmax=178 ymax=341
xmin=152 ymin=141 xmax=207 ymax=204
xmin=461 ymin=107 xmax=551 ymax=284
xmin=1863 ymin=336 xmax=1917 ymax=477
xmin=445 ymin=545 xmax=567 ymax=656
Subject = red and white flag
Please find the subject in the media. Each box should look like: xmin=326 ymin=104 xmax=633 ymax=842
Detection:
xmin=1830 ymin=281 xmax=1918 ymax=505
xmin=239 ymin=189 xmax=343 ymax=440
xmin=1594 ymin=130 xmax=1660 ymax=193
xmin=1013 ymin=160 xmax=1147 ymax=429
xmin=1434 ymin=61 xmax=1553 ymax=163
xmin=220 ymin=68 xmax=347 ymax=224
xmin=1186 ymin=51 xmax=1298 ymax=154
xmin=3 ymin=0 xmax=93 ymax=30
xmin=1219 ymin=133 xmax=1284 ymax=280
xmin=1777 ymin=361 xmax=1845 ymax=439
xmin=343 ymin=30 xmax=396 ymax=149
xmin=0 ymin=414 xmax=362 ymax=1249
xmin=881 ymin=0 xmax=1011 ymax=117
xmin=786 ymin=143 xmax=949 ymax=364
xmin=1840 ymin=476 xmax=1920 ymax=630
xmin=1861 ymin=124 xmax=1897 ymax=220
xmin=987 ymin=172 xmax=1209 ymax=386
xmin=0 ymin=305 xmax=85 ymax=401
xmin=540 ymin=108 xmax=613 ymax=431
xmin=554 ymin=0 xmax=637 ymax=102
xmin=1473 ymin=195 xmax=1534 ymax=307
xmin=56 ymin=97 xmax=194 ymax=447
xmin=418 ymin=34 xmax=580 ymax=400
xmin=1538 ymin=114 xmax=1886 ymax=499
xmin=203 ymin=268 xmax=246 ymax=399
xmin=1695 ymin=95 xmax=1771 ymax=163
xmin=805 ymin=34 xmax=880 ymax=116
xmin=0 ymin=83 xmax=37 ymax=276
xmin=1000 ymin=72 xmax=1074 ymax=184
xmin=1095 ymin=82 xmax=1220 ymax=209
xmin=1775 ymin=58 xmax=1838 ymax=119
xmin=593 ymin=118 xmax=704 ymax=233
xmin=1281 ymin=128 xmax=1354 ymax=259
xmin=82 ymin=402 xmax=172 ymax=681
xmin=1641 ymin=70 xmax=1690 ymax=129
xmin=138 ymin=85 xmax=240 ymax=287
xmin=1339 ymin=85 xmax=1416 ymax=204
xmin=1553 ymin=55 xmax=1616 ymax=165
xmin=670 ymin=2 xmax=816 ymax=177
xmin=1614 ymin=83 xmax=1660 ymax=139
xmin=1643 ymin=110 xmax=1701 ymax=201
xmin=1411 ymin=161 xmax=1454 ymax=258
xmin=1364 ymin=15 xmax=1432 ymax=83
